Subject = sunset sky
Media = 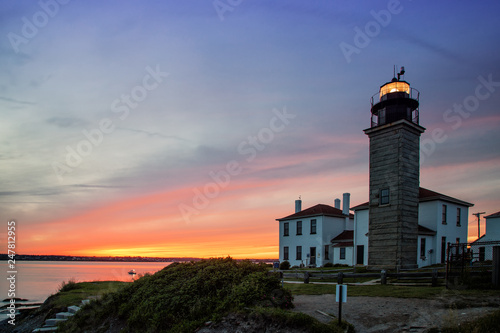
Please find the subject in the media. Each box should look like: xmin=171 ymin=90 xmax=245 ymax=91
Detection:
xmin=1 ymin=1 xmax=499 ymax=258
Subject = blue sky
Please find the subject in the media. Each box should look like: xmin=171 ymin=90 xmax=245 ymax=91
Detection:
xmin=1 ymin=0 xmax=499 ymax=256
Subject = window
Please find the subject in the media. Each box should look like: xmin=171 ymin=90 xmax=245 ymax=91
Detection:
xmin=296 ymin=246 xmax=302 ymax=260
xmin=380 ymin=188 xmax=390 ymax=205
xmin=340 ymin=247 xmax=346 ymax=260
xmin=283 ymin=247 xmax=289 ymax=261
xmin=296 ymin=221 xmax=302 ymax=235
xmin=420 ymin=238 xmax=426 ymax=258
xmin=442 ymin=205 xmax=447 ymax=225
xmin=456 ymin=208 xmax=461 ymax=226
xmin=479 ymin=247 xmax=485 ymax=261
xmin=324 ymin=245 xmax=330 ymax=260
xmin=284 ymin=222 xmax=289 ymax=236
xmin=441 ymin=237 xmax=446 ymax=263
xmin=310 ymin=219 xmax=317 ymax=234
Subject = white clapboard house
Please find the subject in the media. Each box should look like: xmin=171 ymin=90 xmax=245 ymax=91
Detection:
xmin=277 ymin=194 xmax=354 ymax=267
xmin=277 ymin=188 xmax=473 ymax=268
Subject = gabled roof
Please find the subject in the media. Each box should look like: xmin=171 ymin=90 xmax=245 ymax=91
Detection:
xmin=331 ymin=230 xmax=353 ymax=243
xmin=418 ymin=188 xmax=474 ymax=207
xmin=418 ymin=225 xmax=436 ymax=236
xmin=485 ymin=211 xmax=500 ymax=218
xmin=351 ymin=202 xmax=369 ymax=211
xmin=350 ymin=187 xmax=474 ymax=211
xmin=276 ymin=204 xmax=354 ymax=221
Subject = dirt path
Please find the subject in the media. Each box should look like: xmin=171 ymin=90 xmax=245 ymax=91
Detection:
xmin=292 ymin=294 xmax=499 ymax=332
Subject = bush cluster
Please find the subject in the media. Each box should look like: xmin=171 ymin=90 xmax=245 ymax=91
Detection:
xmin=60 ymin=257 xmax=293 ymax=333
xmin=279 ymin=260 xmax=291 ymax=270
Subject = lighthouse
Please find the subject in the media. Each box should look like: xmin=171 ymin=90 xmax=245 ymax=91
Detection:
xmin=364 ymin=68 xmax=426 ymax=270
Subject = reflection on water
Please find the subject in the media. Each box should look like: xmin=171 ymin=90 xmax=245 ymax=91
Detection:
xmin=0 ymin=261 xmax=171 ymax=304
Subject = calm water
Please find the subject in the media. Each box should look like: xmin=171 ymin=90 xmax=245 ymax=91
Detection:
xmin=0 ymin=261 xmax=171 ymax=305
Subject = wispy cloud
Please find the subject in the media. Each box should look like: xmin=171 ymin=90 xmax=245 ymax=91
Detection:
xmin=0 ymin=96 xmax=35 ymax=105
xmin=46 ymin=116 xmax=89 ymax=128
xmin=393 ymin=29 xmax=465 ymax=64
xmin=69 ymin=184 xmax=130 ymax=189
xmin=118 ymin=127 xmax=190 ymax=142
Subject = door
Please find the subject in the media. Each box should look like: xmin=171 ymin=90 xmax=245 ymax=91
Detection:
xmin=310 ymin=247 xmax=316 ymax=266
xmin=356 ymin=245 xmax=364 ymax=265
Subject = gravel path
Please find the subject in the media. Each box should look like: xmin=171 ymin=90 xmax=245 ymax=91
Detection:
xmin=292 ymin=294 xmax=499 ymax=332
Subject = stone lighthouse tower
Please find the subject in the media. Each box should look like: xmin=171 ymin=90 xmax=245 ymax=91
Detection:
xmin=364 ymin=68 xmax=425 ymax=270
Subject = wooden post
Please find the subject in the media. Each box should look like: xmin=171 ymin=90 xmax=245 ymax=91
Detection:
xmin=381 ymin=270 xmax=387 ymax=285
xmin=445 ymin=242 xmax=450 ymax=289
xmin=304 ymin=271 xmax=310 ymax=284
xmin=337 ymin=272 xmax=344 ymax=285
xmin=432 ymin=269 xmax=438 ymax=287
xmin=493 ymin=246 xmax=500 ymax=288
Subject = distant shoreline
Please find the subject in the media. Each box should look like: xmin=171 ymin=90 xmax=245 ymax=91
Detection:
xmin=0 ymin=254 xmax=278 ymax=263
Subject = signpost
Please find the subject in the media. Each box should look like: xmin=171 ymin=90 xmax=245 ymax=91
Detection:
xmin=336 ymin=284 xmax=347 ymax=324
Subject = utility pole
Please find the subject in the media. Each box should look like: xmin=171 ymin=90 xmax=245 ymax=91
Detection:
xmin=473 ymin=212 xmax=485 ymax=239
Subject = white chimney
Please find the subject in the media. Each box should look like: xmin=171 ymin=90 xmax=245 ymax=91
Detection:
xmin=295 ymin=198 xmax=302 ymax=213
xmin=334 ymin=198 xmax=341 ymax=209
xmin=342 ymin=193 xmax=350 ymax=216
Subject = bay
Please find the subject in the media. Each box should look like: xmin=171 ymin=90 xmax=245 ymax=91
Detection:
xmin=1 ymin=261 xmax=171 ymax=311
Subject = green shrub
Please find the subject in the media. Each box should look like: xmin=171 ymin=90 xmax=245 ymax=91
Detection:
xmin=229 ymin=271 xmax=293 ymax=309
xmin=279 ymin=260 xmax=291 ymax=270
xmin=58 ymin=278 xmax=78 ymax=292
xmin=323 ymin=262 xmax=334 ymax=268
xmin=60 ymin=257 xmax=294 ymax=333
xmin=333 ymin=263 xmax=349 ymax=267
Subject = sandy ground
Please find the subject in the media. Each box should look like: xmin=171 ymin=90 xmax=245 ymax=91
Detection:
xmin=292 ymin=293 xmax=499 ymax=333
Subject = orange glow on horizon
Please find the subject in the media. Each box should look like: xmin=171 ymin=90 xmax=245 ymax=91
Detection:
xmin=18 ymin=184 xmax=286 ymax=259
xmin=69 ymin=245 xmax=279 ymax=259
xmin=18 ymin=165 xmax=369 ymax=260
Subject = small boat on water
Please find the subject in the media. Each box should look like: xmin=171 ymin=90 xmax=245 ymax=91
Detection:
xmin=128 ymin=269 xmax=136 ymax=275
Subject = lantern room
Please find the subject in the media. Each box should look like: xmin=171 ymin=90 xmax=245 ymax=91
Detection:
xmin=370 ymin=68 xmax=419 ymax=127
xmin=379 ymin=80 xmax=410 ymax=99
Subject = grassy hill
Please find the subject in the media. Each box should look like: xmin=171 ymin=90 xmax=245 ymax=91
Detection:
xmin=57 ymin=257 xmax=346 ymax=333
